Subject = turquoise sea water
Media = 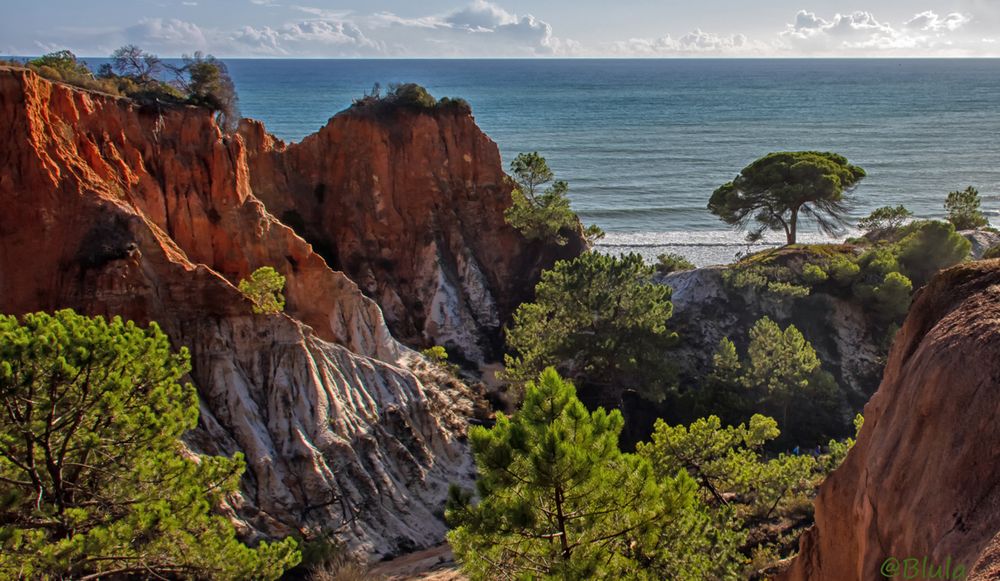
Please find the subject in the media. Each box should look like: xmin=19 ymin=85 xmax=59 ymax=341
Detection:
xmin=221 ymin=59 xmax=1000 ymax=265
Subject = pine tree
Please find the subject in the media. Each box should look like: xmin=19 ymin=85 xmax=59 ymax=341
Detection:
xmin=0 ymin=310 xmax=300 ymax=579
xmin=503 ymin=253 xmax=679 ymax=402
xmin=238 ymin=266 xmax=286 ymax=314
xmin=447 ymin=368 xmax=740 ymax=580
xmin=743 ymin=317 xmax=843 ymax=446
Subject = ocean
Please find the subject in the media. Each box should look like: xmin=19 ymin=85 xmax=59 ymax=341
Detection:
xmin=223 ymin=59 xmax=1000 ymax=266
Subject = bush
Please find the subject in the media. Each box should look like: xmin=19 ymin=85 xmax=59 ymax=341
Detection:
xmin=766 ymin=281 xmax=810 ymax=299
xmin=984 ymin=245 xmax=1000 ymax=260
xmin=421 ymin=345 xmax=460 ymax=375
xmin=945 ymin=186 xmax=989 ymax=230
xmin=857 ymin=205 xmax=912 ymax=239
xmin=802 ymin=262 xmax=829 ymax=285
xmin=656 ymin=252 xmax=696 ymax=275
xmin=350 ymin=83 xmax=472 ymax=115
xmin=895 ymin=220 xmax=971 ymax=286
xmin=238 ymin=266 xmax=287 ymax=314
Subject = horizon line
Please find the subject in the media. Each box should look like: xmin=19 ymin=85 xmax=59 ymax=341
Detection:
xmin=6 ymin=54 xmax=1000 ymax=61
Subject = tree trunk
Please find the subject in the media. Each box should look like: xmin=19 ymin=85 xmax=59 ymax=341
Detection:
xmin=787 ymin=208 xmax=799 ymax=245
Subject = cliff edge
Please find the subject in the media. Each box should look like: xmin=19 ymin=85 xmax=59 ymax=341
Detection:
xmin=0 ymin=66 xmax=496 ymax=557
xmin=240 ymin=105 xmax=584 ymax=366
xmin=780 ymin=259 xmax=1000 ymax=580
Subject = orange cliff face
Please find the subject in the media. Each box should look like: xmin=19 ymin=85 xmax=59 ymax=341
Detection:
xmin=0 ymin=66 xmax=484 ymax=557
xmin=241 ymin=105 xmax=585 ymax=365
xmin=780 ymin=260 xmax=1000 ymax=581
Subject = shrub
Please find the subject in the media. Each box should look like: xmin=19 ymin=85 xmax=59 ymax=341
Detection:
xmin=239 ymin=266 xmax=287 ymax=314
xmin=872 ymin=271 xmax=913 ymax=320
xmin=421 ymin=345 xmax=460 ymax=375
xmin=351 ymin=83 xmax=472 ymax=115
xmin=945 ymin=186 xmax=989 ymax=230
xmin=857 ymin=205 xmax=912 ymax=239
xmin=766 ymin=281 xmax=810 ymax=299
xmin=895 ymin=220 xmax=971 ymax=286
xmin=388 ymin=82 xmax=437 ymax=108
xmin=984 ymin=245 xmax=1000 ymax=260
xmin=802 ymin=262 xmax=829 ymax=285
xmin=656 ymin=252 xmax=696 ymax=275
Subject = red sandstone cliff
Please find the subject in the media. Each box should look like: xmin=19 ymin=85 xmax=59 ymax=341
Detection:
xmin=0 ymin=66 xmax=487 ymax=557
xmin=780 ymin=259 xmax=1000 ymax=580
xmin=240 ymin=105 xmax=584 ymax=365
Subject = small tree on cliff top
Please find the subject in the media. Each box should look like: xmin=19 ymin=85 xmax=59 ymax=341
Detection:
xmin=945 ymin=186 xmax=989 ymax=231
xmin=239 ymin=266 xmax=286 ymax=314
xmin=504 ymin=152 xmax=602 ymax=245
xmin=0 ymin=310 xmax=300 ymax=579
xmin=709 ymin=151 xmax=866 ymax=245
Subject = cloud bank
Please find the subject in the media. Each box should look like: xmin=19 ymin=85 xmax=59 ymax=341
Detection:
xmin=16 ymin=2 xmax=999 ymax=58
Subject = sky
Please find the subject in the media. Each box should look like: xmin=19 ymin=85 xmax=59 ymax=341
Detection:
xmin=4 ymin=0 xmax=1000 ymax=58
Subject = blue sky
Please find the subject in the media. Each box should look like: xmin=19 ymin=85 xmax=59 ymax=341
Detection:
xmin=5 ymin=0 xmax=1000 ymax=57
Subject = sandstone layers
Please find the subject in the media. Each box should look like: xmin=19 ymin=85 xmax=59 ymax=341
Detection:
xmin=0 ymin=67 xmax=559 ymax=557
xmin=781 ymin=259 xmax=1000 ymax=580
xmin=240 ymin=108 xmax=584 ymax=365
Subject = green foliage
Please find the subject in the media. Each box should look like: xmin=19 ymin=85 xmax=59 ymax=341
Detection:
xmin=181 ymin=52 xmax=240 ymax=132
xmin=721 ymin=263 xmax=811 ymax=303
xmin=826 ymin=253 xmax=861 ymax=285
xmin=894 ymin=220 xmax=971 ymax=286
xmin=503 ymin=152 xmax=584 ymax=245
xmin=656 ymin=252 xmax=696 ymax=275
xmin=447 ymin=369 xmax=741 ymax=580
xmin=857 ymin=205 xmax=913 ymax=239
xmin=0 ymin=310 xmax=300 ymax=579
xmin=23 ymin=51 xmax=127 ymax=96
xmin=945 ymin=186 xmax=989 ymax=230
xmin=801 ymin=262 xmax=829 ymax=285
xmin=709 ymin=151 xmax=866 ymax=244
xmin=503 ymin=253 xmax=679 ymax=402
xmin=822 ymin=414 xmax=864 ymax=473
xmin=638 ymin=414 xmax=818 ymax=578
xmin=29 ymin=50 xmax=92 ymax=79
xmin=984 ymin=245 xmax=1000 ymax=260
xmin=871 ymin=271 xmax=913 ymax=320
xmin=16 ymin=47 xmax=237 ymax=126
xmin=238 ymin=266 xmax=287 ymax=314
xmin=713 ymin=318 xmax=843 ymax=446
xmin=351 ymin=82 xmax=472 ymax=115
xmin=766 ymin=281 xmax=810 ymax=299
xmin=421 ymin=345 xmax=460 ymax=375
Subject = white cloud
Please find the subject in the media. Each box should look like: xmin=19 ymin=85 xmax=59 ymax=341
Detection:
xmin=14 ymin=3 xmax=999 ymax=58
xmin=123 ymin=18 xmax=210 ymax=53
xmin=229 ymin=20 xmax=382 ymax=56
xmin=905 ymin=11 xmax=970 ymax=32
xmin=609 ymin=29 xmax=767 ymax=56
xmin=778 ymin=9 xmax=976 ymax=54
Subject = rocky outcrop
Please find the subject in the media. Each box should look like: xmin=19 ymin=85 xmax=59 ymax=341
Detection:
xmin=0 ymin=66 xmax=483 ymax=557
xmin=780 ymin=259 xmax=1000 ymax=580
xmin=662 ymin=265 xmax=883 ymax=411
xmin=240 ymin=106 xmax=584 ymax=366
xmin=961 ymin=229 xmax=1000 ymax=259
